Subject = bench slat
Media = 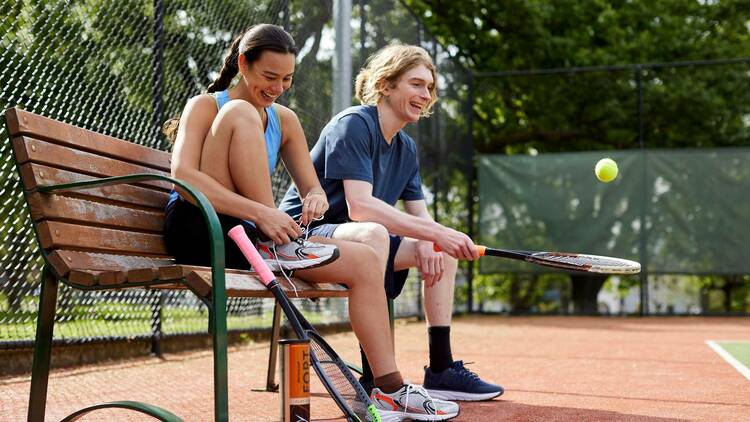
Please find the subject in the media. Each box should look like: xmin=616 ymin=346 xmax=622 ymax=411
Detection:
xmin=5 ymin=108 xmax=171 ymax=172
xmin=12 ymin=137 xmax=172 ymax=191
xmin=38 ymin=221 xmax=168 ymax=256
xmin=99 ymin=270 xmax=128 ymax=286
xmin=28 ymin=192 xmax=165 ymax=232
xmin=186 ymin=269 xmax=348 ymax=298
xmin=46 ymin=250 xmax=175 ymax=278
xmin=68 ymin=270 xmax=103 ymax=286
xmin=55 ymin=264 xmax=347 ymax=299
xmin=157 ymin=264 xmax=271 ymax=281
xmin=19 ymin=163 xmax=169 ymax=209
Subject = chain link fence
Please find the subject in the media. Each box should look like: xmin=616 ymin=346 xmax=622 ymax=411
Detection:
xmin=470 ymin=60 xmax=750 ymax=315
xmin=0 ymin=0 xmax=471 ymax=353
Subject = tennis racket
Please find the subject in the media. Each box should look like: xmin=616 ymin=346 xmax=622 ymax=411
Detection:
xmin=228 ymin=226 xmax=380 ymax=422
xmin=435 ymin=244 xmax=640 ymax=274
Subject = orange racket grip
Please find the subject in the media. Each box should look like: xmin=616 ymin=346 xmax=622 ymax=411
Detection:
xmin=432 ymin=244 xmax=487 ymax=256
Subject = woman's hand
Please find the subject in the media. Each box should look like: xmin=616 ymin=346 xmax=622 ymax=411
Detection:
xmin=255 ymin=206 xmax=303 ymax=245
xmin=299 ymin=188 xmax=328 ymax=226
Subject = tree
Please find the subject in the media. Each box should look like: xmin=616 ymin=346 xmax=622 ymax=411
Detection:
xmin=403 ymin=0 xmax=750 ymax=313
xmin=404 ymin=0 xmax=750 ymax=153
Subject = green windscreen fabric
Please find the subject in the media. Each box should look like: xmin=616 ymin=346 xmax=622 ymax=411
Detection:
xmin=478 ymin=148 xmax=750 ymax=274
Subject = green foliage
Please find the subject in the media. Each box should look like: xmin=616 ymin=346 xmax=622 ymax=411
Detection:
xmin=404 ymin=0 xmax=750 ymax=153
xmin=403 ymin=0 xmax=750 ymax=313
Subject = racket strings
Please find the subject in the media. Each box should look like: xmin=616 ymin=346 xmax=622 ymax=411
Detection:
xmin=536 ymin=253 xmax=638 ymax=271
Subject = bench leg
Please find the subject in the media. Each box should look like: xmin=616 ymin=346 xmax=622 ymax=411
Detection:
xmin=265 ymin=301 xmax=282 ymax=391
xmin=28 ymin=267 xmax=58 ymax=422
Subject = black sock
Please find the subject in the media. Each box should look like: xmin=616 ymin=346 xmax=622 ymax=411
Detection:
xmin=428 ymin=326 xmax=453 ymax=373
xmin=359 ymin=344 xmax=374 ymax=382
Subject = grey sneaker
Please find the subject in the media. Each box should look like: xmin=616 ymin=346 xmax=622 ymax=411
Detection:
xmin=254 ymin=238 xmax=339 ymax=271
xmin=370 ymin=383 xmax=459 ymax=421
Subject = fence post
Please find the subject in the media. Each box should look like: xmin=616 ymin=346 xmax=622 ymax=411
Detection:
xmin=466 ymin=72 xmax=475 ymax=314
xmin=153 ymin=0 xmax=165 ymax=150
xmin=150 ymin=291 xmax=165 ymax=356
xmin=636 ymin=65 xmax=649 ymax=316
xmin=282 ymin=0 xmax=290 ymax=30
xmin=148 ymin=0 xmax=166 ymax=355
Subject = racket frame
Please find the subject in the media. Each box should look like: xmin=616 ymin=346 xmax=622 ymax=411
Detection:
xmin=228 ymin=226 xmax=379 ymax=422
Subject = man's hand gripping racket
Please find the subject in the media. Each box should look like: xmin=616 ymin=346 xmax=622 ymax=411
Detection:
xmin=228 ymin=226 xmax=381 ymax=422
xmin=434 ymin=243 xmax=640 ymax=274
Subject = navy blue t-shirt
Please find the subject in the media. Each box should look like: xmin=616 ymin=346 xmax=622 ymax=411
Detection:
xmin=279 ymin=105 xmax=423 ymax=226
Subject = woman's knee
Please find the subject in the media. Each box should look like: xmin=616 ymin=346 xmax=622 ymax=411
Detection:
xmin=214 ymin=99 xmax=262 ymax=132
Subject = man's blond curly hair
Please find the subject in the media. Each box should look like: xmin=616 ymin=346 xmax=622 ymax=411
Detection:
xmin=355 ymin=43 xmax=438 ymax=117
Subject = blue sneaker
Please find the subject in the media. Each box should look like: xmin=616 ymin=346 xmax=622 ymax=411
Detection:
xmin=423 ymin=361 xmax=504 ymax=401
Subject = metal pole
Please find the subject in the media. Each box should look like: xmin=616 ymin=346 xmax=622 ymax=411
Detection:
xmin=359 ymin=0 xmax=367 ymax=69
xmin=152 ymin=0 xmax=165 ymax=150
xmin=466 ymin=72 xmax=475 ymax=313
xmin=150 ymin=291 xmax=164 ymax=356
xmin=282 ymin=0 xmax=290 ymax=30
xmin=150 ymin=0 xmax=166 ymax=355
xmin=636 ymin=66 xmax=649 ymax=316
xmin=332 ymin=0 xmax=352 ymax=115
xmin=431 ymin=40 xmax=440 ymax=222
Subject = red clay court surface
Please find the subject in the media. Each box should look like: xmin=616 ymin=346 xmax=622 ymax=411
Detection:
xmin=2 ymin=316 xmax=750 ymax=421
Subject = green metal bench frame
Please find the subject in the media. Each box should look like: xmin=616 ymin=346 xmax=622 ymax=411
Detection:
xmin=25 ymin=174 xmax=227 ymax=422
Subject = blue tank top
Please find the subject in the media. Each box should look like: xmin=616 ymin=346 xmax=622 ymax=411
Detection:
xmin=167 ymin=91 xmax=283 ymax=208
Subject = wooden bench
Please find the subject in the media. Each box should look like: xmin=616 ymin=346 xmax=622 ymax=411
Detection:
xmin=5 ymin=107 xmax=349 ymax=422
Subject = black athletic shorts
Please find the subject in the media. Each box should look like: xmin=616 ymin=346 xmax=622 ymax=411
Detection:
xmin=163 ymin=195 xmax=259 ymax=271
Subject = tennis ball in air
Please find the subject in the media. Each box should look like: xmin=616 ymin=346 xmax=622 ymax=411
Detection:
xmin=595 ymin=158 xmax=618 ymax=182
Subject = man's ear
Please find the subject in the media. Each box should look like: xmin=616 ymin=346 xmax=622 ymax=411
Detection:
xmin=377 ymin=79 xmax=392 ymax=96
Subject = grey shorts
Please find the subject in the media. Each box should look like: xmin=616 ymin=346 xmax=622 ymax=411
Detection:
xmin=308 ymin=223 xmax=410 ymax=299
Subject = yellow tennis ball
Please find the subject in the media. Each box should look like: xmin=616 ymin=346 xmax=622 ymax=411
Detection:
xmin=595 ymin=158 xmax=618 ymax=182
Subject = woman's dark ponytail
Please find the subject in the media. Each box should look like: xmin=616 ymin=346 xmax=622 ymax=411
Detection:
xmin=206 ymin=33 xmax=243 ymax=93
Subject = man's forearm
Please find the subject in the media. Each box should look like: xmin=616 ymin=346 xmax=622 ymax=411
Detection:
xmin=348 ymin=196 xmax=441 ymax=241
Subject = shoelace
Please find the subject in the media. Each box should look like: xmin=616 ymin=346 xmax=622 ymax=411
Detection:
xmin=270 ymin=243 xmax=301 ymax=297
xmin=455 ymin=361 xmax=481 ymax=382
xmin=270 ymin=215 xmax=325 ymax=299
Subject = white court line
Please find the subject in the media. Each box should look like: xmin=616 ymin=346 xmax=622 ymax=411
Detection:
xmin=706 ymin=340 xmax=750 ymax=382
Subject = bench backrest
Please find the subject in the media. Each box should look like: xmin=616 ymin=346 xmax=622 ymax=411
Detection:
xmin=5 ymin=107 xmax=349 ymax=299
xmin=5 ymin=107 xmax=175 ymax=281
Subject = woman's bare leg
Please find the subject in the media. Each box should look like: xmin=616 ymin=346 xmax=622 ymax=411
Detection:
xmin=199 ymin=100 xmax=275 ymax=207
xmin=295 ymin=236 xmax=398 ymax=378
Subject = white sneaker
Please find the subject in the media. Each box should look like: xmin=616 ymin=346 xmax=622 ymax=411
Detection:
xmin=254 ymin=238 xmax=339 ymax=271
xmin=370 ymin=383 xmax=459 ymax=421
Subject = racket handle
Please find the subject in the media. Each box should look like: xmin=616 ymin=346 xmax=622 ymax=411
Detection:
xmin=432 ymin=243 xmax=487 ymax=257
xmin=228 ymin=225 xmax=275 ymax=285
